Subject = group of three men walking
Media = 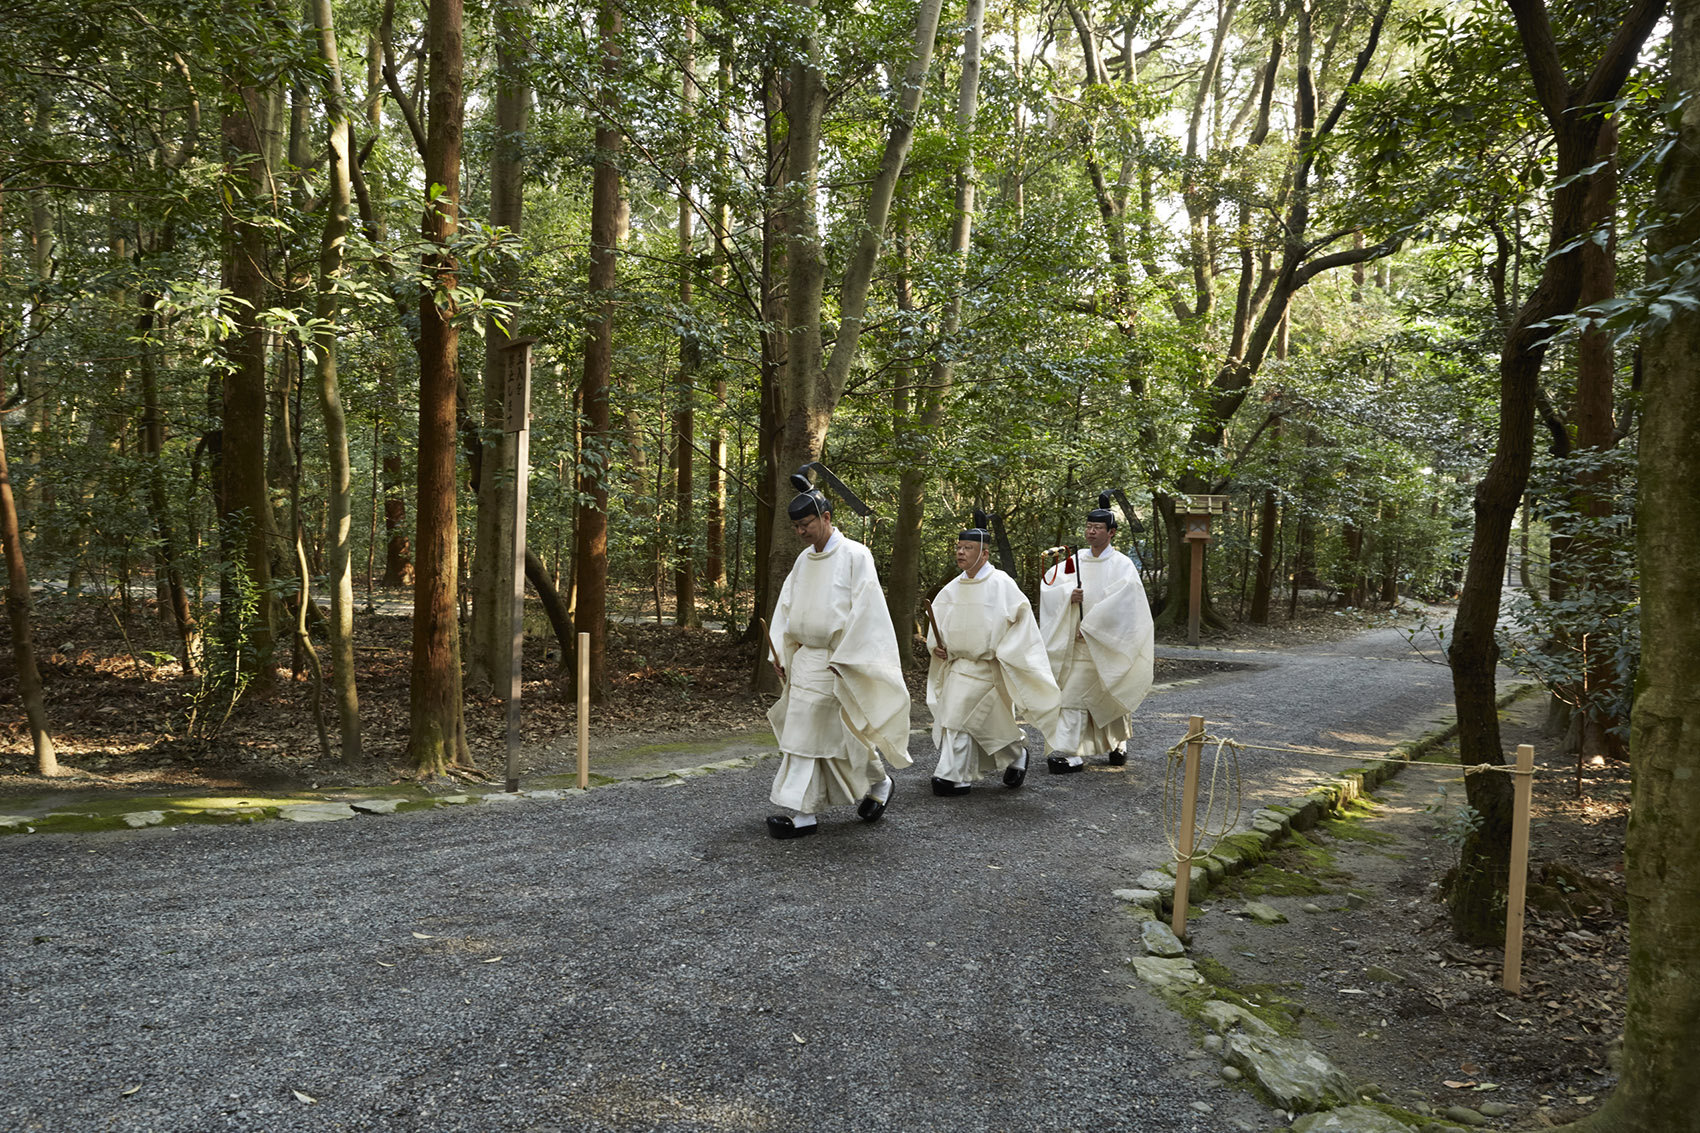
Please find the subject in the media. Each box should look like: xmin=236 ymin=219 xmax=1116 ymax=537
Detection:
xmin=762 ymin=476 xmax=1155 ymax=839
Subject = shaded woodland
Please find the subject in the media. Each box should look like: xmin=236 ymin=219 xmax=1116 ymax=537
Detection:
xmin=4 ymin=1 xmax=1696 ymax=1112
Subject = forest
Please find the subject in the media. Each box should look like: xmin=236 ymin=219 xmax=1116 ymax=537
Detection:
xmin=3 ymin=0 xmax=1698 ymax=1122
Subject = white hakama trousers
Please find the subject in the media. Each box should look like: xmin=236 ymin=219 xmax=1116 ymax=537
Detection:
xmin=1054 ymin=640 xmax=1132 ymax=758
xmin=933 ymin=728 xmax=1025 ymax=784
xmin=770 ymin=644 xmax=887 ymax=813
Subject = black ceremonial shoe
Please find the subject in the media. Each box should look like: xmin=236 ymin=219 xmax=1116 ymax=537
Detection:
xmin=766 ymin=815 xmax=818 ymax=840
xmin=857 ymin=792 xmax=889 ymax=823
xmin=1105 ymin=746 xmax=1127 ymax=766
xmin=1046 ymin=755 xmax=1084 ymax=775
xmin=930 ymin=776 xmax=971 ymax=797
xmin=1003 ymin=762 xmax=1028 ymax=789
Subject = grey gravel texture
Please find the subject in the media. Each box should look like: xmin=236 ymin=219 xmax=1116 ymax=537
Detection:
xmin=1 ymin=620 xmax=1457 ymax=1132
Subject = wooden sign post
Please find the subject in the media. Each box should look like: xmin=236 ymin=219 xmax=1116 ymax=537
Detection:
xmin=1503 ymin=743 xmax=1536 ymax=993
xmin=501 ymin=336 xmax=537 ymax=793
xmin=1182 ymin=495 xmax=1228 ymax=646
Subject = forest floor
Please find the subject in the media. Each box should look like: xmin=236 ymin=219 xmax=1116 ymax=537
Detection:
xmin=1182 ymin=690 xmax=1631 ymax=1129
xmin=0 ymin=589 xmax=1630 ymax=1130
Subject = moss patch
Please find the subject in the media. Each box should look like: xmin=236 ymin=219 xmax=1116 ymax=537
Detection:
xmin=1319 ymin=796 xmax=1400 ymax=846
xmin=619 ymin=730 xmax=776 ymax=759
xmin=1181 ymin=956 xmax=1305 ymax=1037
xmin=1210 ymin=861 xmax=1332 ymax=900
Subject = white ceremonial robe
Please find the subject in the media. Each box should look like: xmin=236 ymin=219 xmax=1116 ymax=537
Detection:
xmin=1039 ymin=544 xmax=1155 ymax=757
xmin=926 ymin=563 xmax=1061 ymax=783
xmin=767 ymin=534 xmax=912 ymax=812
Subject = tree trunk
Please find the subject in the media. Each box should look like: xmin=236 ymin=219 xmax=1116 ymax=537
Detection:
xmin=887 ymin=0 xmax=983 ymax=663
xmin=468 ymin=0 xmax=532 ymax=689
xmin=0 ymin=190 xmax=56 ymax=775
xmin=703 ymin=41 xmax=733 ymax=591
xmin=1249 ymin=485 xmax=1278 ymax=624
xmin=0 ymin=417 xmax=56 ymax=775
xmin=1571 ymin=118 xmax=1622 ymax=759
xmin=524 ymin=547 xmax=574 ymax=673
xmin=219 ymin=82 xmax=282 ymax=680
xmin=748 ymin=60 xmax=785 ymax=682
xmin=408 ymin=0 xmax=469 ymax=774
xmin=138 ymin=291 xmax=200 ymax=673
xmin=1445 ymin=0 xmax=1661 ymax=943
xmin=672 ymin=13 xmax=699 ymax=628
xmin=1565 ymin=6 xmax=1700 ymax=1118
xmin=311 ymin=0 xmax=362 ymax=764
xmin=573 ymin=0 xmax=622 ymax=704
xmin=760 ymin=0 xmax=945 ymax=643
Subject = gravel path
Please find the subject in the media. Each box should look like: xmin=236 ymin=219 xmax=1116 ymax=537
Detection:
xmin=2 ymin=621 xmax=1457 ymax=1132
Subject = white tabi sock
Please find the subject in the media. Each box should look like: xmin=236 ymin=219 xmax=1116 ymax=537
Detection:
xmin=790 ymin=813 xmax=818 ymax=828
xmin=1011 ymin=750 xmax=1029 ymax=770
xmin=869 ymin=776 xmax=893 ymax=803
xmin=1066 ymin=755 xmax=1085 ymax=768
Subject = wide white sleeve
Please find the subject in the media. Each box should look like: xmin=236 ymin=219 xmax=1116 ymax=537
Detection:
xmin=990 ymin=574 xmax=1062 ymax=745
xmin=825 ymin=547 xmax=914 ymax=767
xmin=1078 ymin=555 xmax=1155 ymax=717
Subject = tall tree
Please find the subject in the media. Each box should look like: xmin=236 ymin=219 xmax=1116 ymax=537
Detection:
xmin=1566 ymin=6 xmax=1700 ymax=1122
xmin=759 ymin=0 xmax=946 ymax=669
xmin=671 ymin=10 xmax=700 ymax=629
xmin=1445 ymin=0 xmax=1661 ymax=943
xmin=310 ymin=0 xmax=361 ymax=763
xmin=573 ymin=0 xmax=622 ymax=702
xmin=0 ymin=192 xmax=56 ymax=776
xmin=469 ymin=0 xmax=533 ymax=690
xmin=408 ymin=0 xmax=470 ymax=773
xmin=218 ymin=27 xmax=285 ymax=679
xmin=887 ymin=0 xmax=985 ymax=658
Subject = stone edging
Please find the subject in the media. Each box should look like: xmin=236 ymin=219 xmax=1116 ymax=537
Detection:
xmin=0 ymin=753 xmax=776 ymax=837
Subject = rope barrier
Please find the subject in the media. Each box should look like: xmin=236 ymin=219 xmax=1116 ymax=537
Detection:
xmin=1163 ymin=729 xmax=1535 ymax=779
xmin=1161 ymin=732 xmax=1243 ymax=865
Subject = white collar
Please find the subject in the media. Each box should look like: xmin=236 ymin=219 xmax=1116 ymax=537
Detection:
xmin=816 ymin=529 xmax=844 ymax=554
xmin=962 ymin=558 xmax=993 ymax=580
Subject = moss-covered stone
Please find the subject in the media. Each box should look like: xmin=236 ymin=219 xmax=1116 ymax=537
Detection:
xmin=1216 ymin=833 xmax=1269 ymax=867
xmin=1214 ymin=862 xmax=1332 ymax=900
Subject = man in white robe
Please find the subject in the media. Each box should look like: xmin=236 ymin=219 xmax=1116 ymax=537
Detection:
xmin=925 ymin=516 xmax=1060 ymax=793
xmin=1039 ymin=494 xmax=1155 ymax=773
xmin=764 ymin=480 xmax=912 ymax=839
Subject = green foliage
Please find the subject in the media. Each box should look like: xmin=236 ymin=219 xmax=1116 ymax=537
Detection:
xmin=1502 ymin=445 xmax=1639 ymax=742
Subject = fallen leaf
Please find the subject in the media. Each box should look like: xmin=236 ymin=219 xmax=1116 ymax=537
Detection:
xmin=1443 ymin=1080 xmax=1476 ymax=1089
xmin=376 ymin=961 xmax=395 ymax=968
xmin=293 ymin=1090 xmax=317 ymax=1104
xmin=1474 ymin=1083 xmax=1501 ymax=1092
xmin=792 ymin=1033 xmax=806 ymax=1044
xmin=413 ymin=932 xmax=434 ymax=939
xmin=1574 ymin=1095 xmax=1596 ymax=1104
xmin=987 ymin=864 xmax=1002 ymax=870
xmin=482 ymin=956 xmax=503 ymax=963
xmin=120 ymin=1086 xmax=140 ymax=1097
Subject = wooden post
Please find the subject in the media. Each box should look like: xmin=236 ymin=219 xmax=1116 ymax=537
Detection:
xmin=1502 ymin=742 xmax=1536 ymax=993
xmin=502 ymin=338 xmax=535 ymax=792
xmin=1171 ymin=714 xmax=1206 ymax=938
xmin=577 ymin=631 xmax=591 ymax=790
xmin=1187 ymin=540 xmax=1204 ymax=647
